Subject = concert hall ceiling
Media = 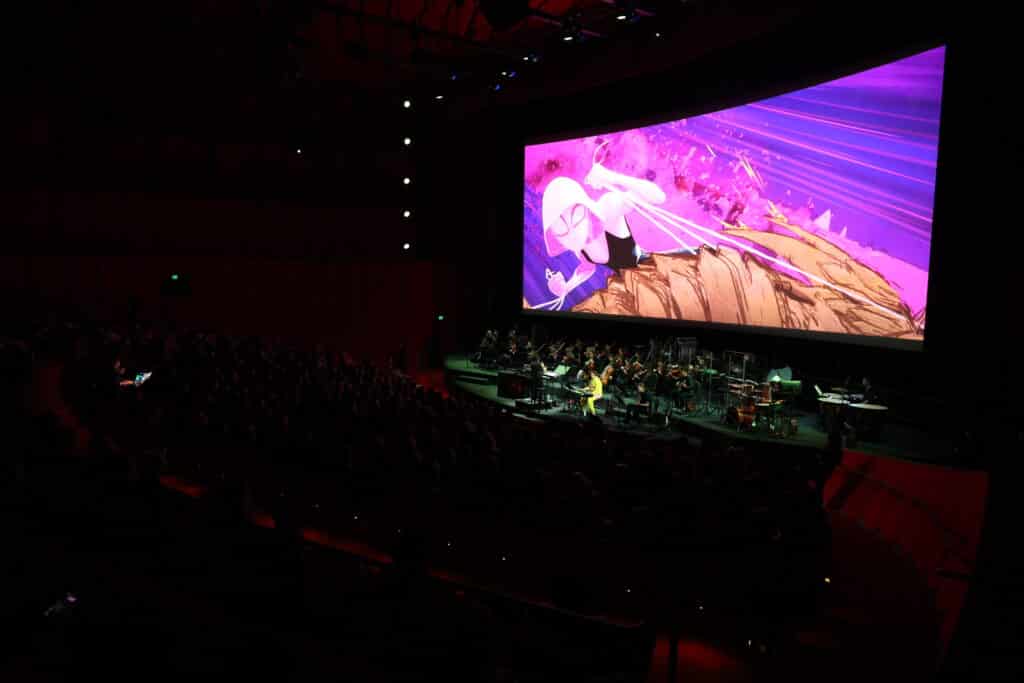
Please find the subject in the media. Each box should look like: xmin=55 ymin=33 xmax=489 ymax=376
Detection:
xmin=15 ymin=2 xmax=826 ymax=124
xmin=10 ymin=0 xmax=944 ymax=199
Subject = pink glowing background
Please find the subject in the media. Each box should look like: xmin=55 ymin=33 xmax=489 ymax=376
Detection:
xmin=523 ymin=46 xmax=944 ymax=338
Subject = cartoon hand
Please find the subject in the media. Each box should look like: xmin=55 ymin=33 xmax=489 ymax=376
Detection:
xmin=546 ymin=269 xmax=567 ymax=297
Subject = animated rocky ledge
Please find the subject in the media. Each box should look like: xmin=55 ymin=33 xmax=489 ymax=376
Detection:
xmin=565 ymin=212 xmax=924 ymax=340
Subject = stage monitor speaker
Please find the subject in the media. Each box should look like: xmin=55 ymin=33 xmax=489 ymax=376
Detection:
xmin=479 ymin=0 xmax=530 ymax=31
xmin=497 ymin=371 xmax=529 ymax=399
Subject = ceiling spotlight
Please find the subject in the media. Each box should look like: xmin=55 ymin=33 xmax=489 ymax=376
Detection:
xmin=403 ymin=137 xmax=412 ymax=146
xmin=295 ymin=148 xmax=302 ymax=155
xmin=402 ymin=177 xmax=411 ymax=185
xmin=402 ymin=242 xmax=411 ymax=250
xmin=403 ymin=99 xmax=411 ymax=108
xmin=501 ymin=71 xmax=507 ymax=76
xmin=617 ymin=14 xmax=627 ymax=20
xmin=523 ymin=55 xmax=530 ymax=62
xmin=561 ymin=13 xmax=583 ymax=41
xmin=655 ymin=31 xmax=662 ymax=38
xmin=435 ymin=94 xmax=444 ymax=100
xmin=403 ymin=210 xmax=411 ymax=218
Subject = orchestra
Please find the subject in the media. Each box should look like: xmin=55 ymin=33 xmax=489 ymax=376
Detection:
xmin=486 ymin=332 xmax=715 ymax=424
xmin=468 ymin=328 xmax=887 ymax=443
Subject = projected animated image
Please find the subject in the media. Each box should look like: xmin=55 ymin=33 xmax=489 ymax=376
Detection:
xmin=523 ymin=47 xmax=944 ymax=341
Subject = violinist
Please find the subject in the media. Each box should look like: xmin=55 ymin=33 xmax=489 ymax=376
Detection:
xmin=600 ymin=359 xmax=615 ymax=386
xmin=673 ymin=366 xmax=695 ymax=412
xmin=547 ymin=340 xmax=565 ymax=365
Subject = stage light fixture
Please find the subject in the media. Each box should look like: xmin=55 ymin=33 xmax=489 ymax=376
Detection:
xmin=403 ymin=242 xmax=411 ymax=250
xmin=523 ymin=55 xmax=530 ymax=62
xmin=561 ymin=14 xmax=582 ymax=42
xmin=403 ymin=177 xmax=411 ymax=185
xmin=493 ymin=83 xmax=502 ymax=92
xmin=437 ymin=314 xmax=445 ymax=321
xmin=617 ymin=13 xmax=627 ymax=20
xmin=435 ymin=94 xmax=444 ymax=100
xmin=295 ymin=147 xmax=303 ymax=155
xmin=171 ymin=273 xmax=180 ymax=281
xmin=353 ymin=514 xmax=359 ymax=520
xmin=403 ymin=137 xmax=412 ymax=145
xmin=824 ymin=576 xmax=831 ymax=584
xmin=403 ymin=210 xmax=411 ymax=218
xmin=655 ymin=31 xmax=662 ymax=38
xmin=403 ymin=99 xmax=411 ymax=108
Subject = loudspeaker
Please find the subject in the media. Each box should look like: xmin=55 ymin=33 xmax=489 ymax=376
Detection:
xmin=479 ymin=0 xmax=530 ymax=31
xmin=497 ymin=371 xmax=529 ymax=399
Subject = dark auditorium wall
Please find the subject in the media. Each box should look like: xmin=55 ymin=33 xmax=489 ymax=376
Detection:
xmin=2 ymin=190 xmax=414 ymax=260
xmin=0 ymin=252 xmax=458 ymax=371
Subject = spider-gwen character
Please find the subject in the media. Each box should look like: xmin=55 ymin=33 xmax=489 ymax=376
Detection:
xmin=536 ymin=149 xmax=699 ymax=310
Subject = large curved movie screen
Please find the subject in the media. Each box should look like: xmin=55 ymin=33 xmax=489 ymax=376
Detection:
xmin=523 ymin=46 xmax=944 ymax=343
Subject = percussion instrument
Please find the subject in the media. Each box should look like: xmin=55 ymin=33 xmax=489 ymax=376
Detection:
xmin=753 ymin=400 xmax=785 ymax=434
xmin=848 ymin=403 xmax=888 ymax=441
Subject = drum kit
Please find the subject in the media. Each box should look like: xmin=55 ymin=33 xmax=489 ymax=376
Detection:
xmin=722 ymin=376 xmax=799 ymax=437
xmin=652 ymin=349 xmax=801 ymax=438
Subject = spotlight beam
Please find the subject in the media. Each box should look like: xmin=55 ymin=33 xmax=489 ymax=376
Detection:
xmin=599 ymin=1 xmax=657 ymax=18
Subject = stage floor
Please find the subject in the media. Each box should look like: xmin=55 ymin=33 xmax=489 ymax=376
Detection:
xmin=444 ymin=354 xmax=960 ymax=465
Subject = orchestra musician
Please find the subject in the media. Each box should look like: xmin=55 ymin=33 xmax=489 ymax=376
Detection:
xmin=529 ymin=352 xmax=547 ymax=404
xmin=475 ymin=328 xmax=498 ymax=365
xmin=500 ymin=338 xmax=517 ymax=367
xmin=600 ymin=359 xmax=615 ymax=387
xmin=581 ymin=366 xmax=603 ymax=416
xmin=546 ymin=340 xmax=565 ymax=366
xmin=647 ymin=362 xmax=664 ymax=416
xmin=861 ymin=376 xmax=877 ymax=404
